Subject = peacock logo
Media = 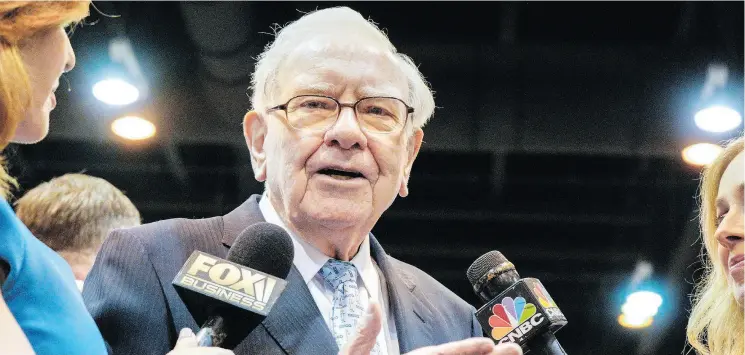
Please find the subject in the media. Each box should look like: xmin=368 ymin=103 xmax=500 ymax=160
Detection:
xmin=488 ymin=296 xmax=539 ymax=340
xmin=534 ymin=284 xmax=557 ymax=309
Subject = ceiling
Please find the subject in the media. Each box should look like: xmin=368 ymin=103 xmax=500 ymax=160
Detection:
xmin=8 ymin=2 xmax=744 ymax=354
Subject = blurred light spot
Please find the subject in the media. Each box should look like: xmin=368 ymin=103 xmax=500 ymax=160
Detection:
xmin=111 ymin=116 xmax=155 ymax=140
xmin=682 ymin=143 xmax=724 ymax=166
xmin=618 ymin=291 xmax=662 ymax=329
xmin=93 ymin=79 xmax=139 ymax=106
xmin=695 ymin=106 xmax=742 ymax=133
xmin=618 ymin=313 xmax=653 ymax=329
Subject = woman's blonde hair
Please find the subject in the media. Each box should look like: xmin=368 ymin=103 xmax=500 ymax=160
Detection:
xmin=687 ymin=136 xmax=744 ymax=355
xmin=0 ymin=1 xmax=89 ymax=198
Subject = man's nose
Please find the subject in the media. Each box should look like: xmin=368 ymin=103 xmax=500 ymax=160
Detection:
xmin=324 ymin=107 xmax=368 ymax=150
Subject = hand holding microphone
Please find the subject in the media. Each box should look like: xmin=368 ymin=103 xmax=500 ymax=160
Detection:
xmin=404 ymin=339 xmax=523 ymax=355
xmin=340 ymin=303 xmax=523 ymax=355
xmin=168 ymin=328 xmax=234 ymax=355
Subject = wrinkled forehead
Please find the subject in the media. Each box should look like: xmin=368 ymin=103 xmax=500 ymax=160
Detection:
xmin=275 ymin=41 xmax=408 ymax=102
xmin=718 ymin=151 xmax=745 ymax=197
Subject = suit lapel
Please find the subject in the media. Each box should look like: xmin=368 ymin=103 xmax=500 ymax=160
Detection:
xmin=261 ymin=266 xmax=338 ymax=354
xmin=221 ymin=194 xmax=265 ymax=248
xmin=370 ymin=236 xmax=436 ymax=353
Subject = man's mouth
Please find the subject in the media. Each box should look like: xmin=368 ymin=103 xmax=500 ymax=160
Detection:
xmin=317 ymin=168 xmax=364 ymax=180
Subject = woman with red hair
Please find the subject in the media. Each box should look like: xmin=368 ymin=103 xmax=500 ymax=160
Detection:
xmin=0 ymin=2 xmax=106 ymax=354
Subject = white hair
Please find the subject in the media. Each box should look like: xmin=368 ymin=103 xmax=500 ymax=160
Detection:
xmin=250 ymin=6 xmax=436 ymax=130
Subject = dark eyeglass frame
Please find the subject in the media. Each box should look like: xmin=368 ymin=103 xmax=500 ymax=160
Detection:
xmin=266 ymin=94 xmax=415 ymax=133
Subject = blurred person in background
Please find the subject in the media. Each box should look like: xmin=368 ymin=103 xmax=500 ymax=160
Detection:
xmin=15 ymin=173 xmax=142 ymax=291
xmin=687 ymin=136 xmax=744 ymax=355
xmin=0 ymin=1 xmax=108 ymax=354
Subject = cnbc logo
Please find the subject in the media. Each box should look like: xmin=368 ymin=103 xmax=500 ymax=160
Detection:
xmin=488 ymin=296 xmax=546 ymax=343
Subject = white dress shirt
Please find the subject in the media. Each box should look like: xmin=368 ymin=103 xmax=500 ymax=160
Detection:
xmin=259 ymin=194 xmax=399 ymax=354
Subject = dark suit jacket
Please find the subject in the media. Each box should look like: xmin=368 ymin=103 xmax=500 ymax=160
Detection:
xmin=83 ymin=195 xmax=483 ymax=355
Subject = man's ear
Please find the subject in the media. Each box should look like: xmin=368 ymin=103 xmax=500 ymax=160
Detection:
xmin=398 ymin=128 xmax=424 ymax=197
xmin=243 ymin=111 xmax=268 ymax=182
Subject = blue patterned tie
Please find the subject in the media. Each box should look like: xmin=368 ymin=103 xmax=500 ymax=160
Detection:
xmin=319 ymin=259 xmax=380 ymax=354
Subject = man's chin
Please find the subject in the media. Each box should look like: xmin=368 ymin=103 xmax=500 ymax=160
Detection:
xmin=299 ymin=198 xmax=371 ymax=228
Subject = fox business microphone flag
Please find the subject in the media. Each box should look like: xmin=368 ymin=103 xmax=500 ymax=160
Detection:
xmin=173 ymin=250 xmax=287 ymax=315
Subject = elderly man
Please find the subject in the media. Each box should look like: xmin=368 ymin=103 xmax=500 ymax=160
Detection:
xmin=84 ymin=7 xmax=521 ymax=355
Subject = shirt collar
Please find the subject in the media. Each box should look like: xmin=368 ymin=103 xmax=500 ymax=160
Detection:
xmin=75 ymin=279 xmax=84 ymax=292
xmin=258 ymin=193 xmax=377 ymax=293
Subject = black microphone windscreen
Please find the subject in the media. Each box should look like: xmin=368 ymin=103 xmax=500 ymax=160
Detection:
xmin=227 ymin=222 xmax=294 ymax=279
xmin=466 ymin=250 xmax=509 ymax=285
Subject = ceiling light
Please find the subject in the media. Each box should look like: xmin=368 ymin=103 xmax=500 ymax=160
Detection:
xmin=618 ymin=291 xmax=663 ymax=329
xmin=111 ymin=116 xmax=156 ymax=140
xmin=93 ymin=78 xmax=139 ymax=106
xmin=694 ymin=105 xmax=742 ymax=133
xmin=682 ymin=143 xmax=724 ymax=166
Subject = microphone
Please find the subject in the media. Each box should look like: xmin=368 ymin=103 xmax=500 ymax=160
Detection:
xmin=172 ymin=222 xmax=294 ymax=349
xmin=467 ymin=251 xmax=568 ymax=355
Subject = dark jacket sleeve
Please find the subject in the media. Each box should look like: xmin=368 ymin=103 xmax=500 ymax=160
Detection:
xmin=83 ymin=228 xmax=171 ymax=355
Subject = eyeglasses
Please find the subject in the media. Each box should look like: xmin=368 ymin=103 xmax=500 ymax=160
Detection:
xmin=267 ymin=95 xmax=414 ymax=134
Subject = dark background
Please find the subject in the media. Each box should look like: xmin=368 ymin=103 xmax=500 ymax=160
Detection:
xmin=7 ymin=2 xmax=744 ymax=354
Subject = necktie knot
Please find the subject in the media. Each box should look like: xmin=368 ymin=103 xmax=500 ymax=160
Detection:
xmin=319 ymin=259 xmax=358 ymax=291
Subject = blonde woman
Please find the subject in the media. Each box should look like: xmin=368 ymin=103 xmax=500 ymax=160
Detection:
xmin=688 ymin=136 xmax=744 ymax=355
xmin=0 ymin=2 xmax=107 ymax=354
